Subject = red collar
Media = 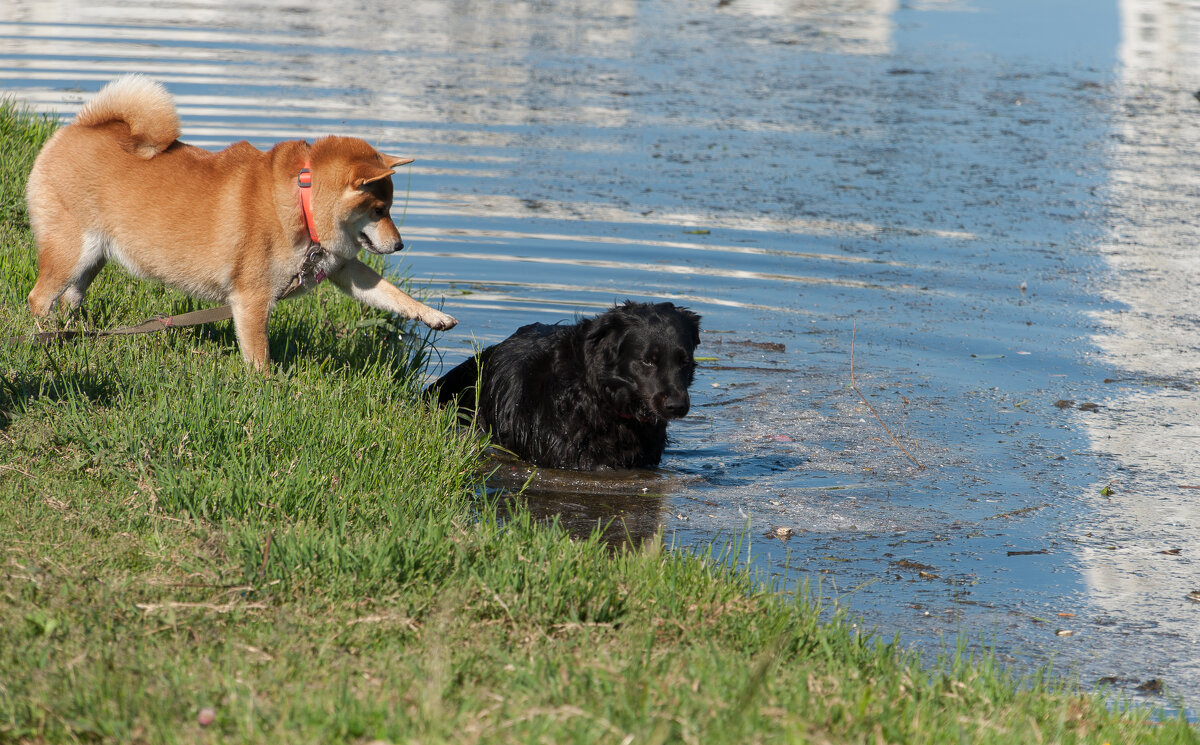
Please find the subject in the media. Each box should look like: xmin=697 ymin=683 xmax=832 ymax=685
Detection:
xmin=297 ymin=162 xmax=326 ymax=284
xmin=610 ymin=403 xmax=656 ymax=425
xmin=297 ymin=161 xmax=319 ymax=245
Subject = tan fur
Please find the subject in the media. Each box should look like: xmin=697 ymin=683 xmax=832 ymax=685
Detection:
xmin=25 ymin=74 xmax=457 ymax=370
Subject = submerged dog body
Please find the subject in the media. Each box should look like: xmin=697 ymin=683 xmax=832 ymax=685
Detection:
xmin=429 ymin=301 xmax=701 ymax=470
xmin=25 ymin=74 xmax=456 ymax=368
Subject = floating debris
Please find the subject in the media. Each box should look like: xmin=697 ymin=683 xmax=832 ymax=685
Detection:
xmin=1136 ymin=679 xmax=1165 ymax=694
xmin=892 ymin=559 xmax=936 ymax=572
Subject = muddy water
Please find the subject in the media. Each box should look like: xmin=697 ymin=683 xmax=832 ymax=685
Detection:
xmin=3 ymin=0 xmax=1198 ymax=714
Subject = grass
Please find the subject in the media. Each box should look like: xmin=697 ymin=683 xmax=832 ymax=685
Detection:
xmin=1 ymin=100 xmax=1197 ymax=744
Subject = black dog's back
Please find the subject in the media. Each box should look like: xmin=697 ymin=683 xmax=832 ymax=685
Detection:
xmin=428 ymin=302 xmax=701 ymax=470
xmin=431 ymin=321 xmax=564 ymax=410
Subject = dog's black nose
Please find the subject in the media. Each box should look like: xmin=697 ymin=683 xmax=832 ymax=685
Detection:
xmin=663 ymin=395 xmax=690 ymax=419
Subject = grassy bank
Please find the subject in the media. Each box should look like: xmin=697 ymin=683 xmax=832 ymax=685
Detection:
xmin=1 ymin=100 xmax=1195 ymax=744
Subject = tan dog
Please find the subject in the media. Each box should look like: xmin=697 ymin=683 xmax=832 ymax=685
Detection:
xmin=25 ymin=74 xmax=457 ymax=369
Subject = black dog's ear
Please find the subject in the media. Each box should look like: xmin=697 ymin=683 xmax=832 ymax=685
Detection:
xmin=584 ymin=311 xmax=628 ymax=370
xmin=678 ymin=306 xmax=702 ymax=347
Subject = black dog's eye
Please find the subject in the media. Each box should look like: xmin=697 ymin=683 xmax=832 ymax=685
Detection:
xmin=373 ymin=207 xmax=387 ymax=218
xmin=641 ymin=358 xmax=656 ymax=368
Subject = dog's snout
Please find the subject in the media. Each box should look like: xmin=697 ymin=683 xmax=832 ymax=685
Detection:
xmin=377 ymin=236 xmax=403 ymax=254
xmin=360 ymin=219 xmax=406 ymax=255
xmin=663 ymin=394 xmax=690 ymax=419
xmin=364 ymin=234 xmax=404 ymax=255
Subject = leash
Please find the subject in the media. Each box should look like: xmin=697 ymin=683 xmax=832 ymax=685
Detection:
xmin=5 ymin=162 xmax=325 ymax=349
xmin=5 ymin=304 xmax=236 ymax=347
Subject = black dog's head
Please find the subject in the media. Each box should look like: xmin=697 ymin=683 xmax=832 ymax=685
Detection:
xmin=584 ymin=301 xmax=701 ymax=423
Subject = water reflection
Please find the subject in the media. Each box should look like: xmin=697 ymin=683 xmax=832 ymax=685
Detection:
xmin=483 ymin=450 xmax=682 ymax=547
xmin=1077 ymin=0 xmax=1200 ymax=698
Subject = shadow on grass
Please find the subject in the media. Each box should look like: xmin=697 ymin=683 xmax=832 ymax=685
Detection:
xmin=1 ymin=300 xmax=437 ymax=434
xmin=266 ymin=312 xmax=435 ymax=381
xmin=0 ymin=345 xmax=122 ymax=430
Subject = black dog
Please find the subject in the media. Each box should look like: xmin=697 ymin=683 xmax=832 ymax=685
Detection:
xmin=428 ymin=301 xmax=701 ymax=470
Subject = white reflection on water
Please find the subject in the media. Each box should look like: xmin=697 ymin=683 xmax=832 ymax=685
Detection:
xmin=402 ymin=225 xmax=909 ymax=264
xmin=400 ymin=192 xmax=976 ymax=240
xmin=1077 ymin=0 xmax=1200 ymax=694
xmin=420 ymin=250 xmax=913 ymax=291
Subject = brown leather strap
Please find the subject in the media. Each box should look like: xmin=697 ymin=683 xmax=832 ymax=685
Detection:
xmin=4 ymin=304 xmax=234 ymax=346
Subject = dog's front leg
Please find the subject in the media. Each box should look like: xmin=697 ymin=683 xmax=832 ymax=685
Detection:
xmin=327 ymin=259 xmax=457 ymax=330
xmin=229 ymin=294 xmax=273 ymax=371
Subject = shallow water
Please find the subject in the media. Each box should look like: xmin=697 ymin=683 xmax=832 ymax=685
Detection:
xmin=4 ymin=0 xmax=1199 ymax=714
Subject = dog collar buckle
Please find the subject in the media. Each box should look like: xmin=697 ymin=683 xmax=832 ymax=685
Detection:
xmin=301 ymin=247 xmax=326 ymax=284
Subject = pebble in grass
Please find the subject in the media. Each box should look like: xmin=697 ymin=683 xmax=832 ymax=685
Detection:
xmin=197 ymin=708 xmax=216 ymax=727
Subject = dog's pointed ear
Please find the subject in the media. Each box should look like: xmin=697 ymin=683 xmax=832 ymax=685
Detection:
xmin=382 ymin=154 xmax=415 ymax=169
xmin=352 ymin=155 xmax=411 ymax=189
xmin=353 ymin=167 xmax=396 ymax=189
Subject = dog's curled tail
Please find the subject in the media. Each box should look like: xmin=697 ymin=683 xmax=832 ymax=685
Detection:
xmin=74 ymin=74 xmax=180 ymax=158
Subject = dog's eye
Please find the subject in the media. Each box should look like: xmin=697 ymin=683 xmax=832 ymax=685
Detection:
xmin=373 ymin=207 xmax=387 ymax=218
xmin=641 ymin=358 xmax=656 ymax=368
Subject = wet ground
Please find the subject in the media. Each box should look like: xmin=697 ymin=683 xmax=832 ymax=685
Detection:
xmin=3 ymin=0 xmax=1199 ymax=716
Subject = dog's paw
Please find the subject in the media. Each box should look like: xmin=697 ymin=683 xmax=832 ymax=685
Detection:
xmin=422 ymin=309 xmax=458 ymax=331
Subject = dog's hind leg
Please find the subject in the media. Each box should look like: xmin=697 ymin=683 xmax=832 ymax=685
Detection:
xmin=58 ymin=250 xmax=108 ymax=312
xmin=27 ymin=219 xmax=102 ymax=318
xmin=28 ymin=259 xmax=75 ymax=318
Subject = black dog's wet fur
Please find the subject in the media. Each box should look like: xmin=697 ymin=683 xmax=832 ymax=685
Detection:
xmin=428 ymin=301 xmax=701 ymax=470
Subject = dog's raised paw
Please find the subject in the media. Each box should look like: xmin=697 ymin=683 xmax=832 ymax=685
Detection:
xmin=423 ymin=310 xmax=458 ymax=330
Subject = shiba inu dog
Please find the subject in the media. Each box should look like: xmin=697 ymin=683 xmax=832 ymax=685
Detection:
xmin=25 ymin=74 xmax=456 ymax=369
